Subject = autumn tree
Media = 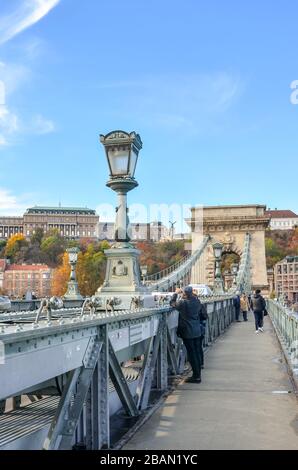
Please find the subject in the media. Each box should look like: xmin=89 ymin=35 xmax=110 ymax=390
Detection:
xmin=22 ymin=228 xmax=46 ymax=264
xmin=30 ymin=228 xmax=44 ymax=246
xmin=0 ymin=240 xmax=6 ymax=257
xmin=51 ymin=253 xmax=71 ymax=296
xmin=288 ymin=228 xmax=298 ymax=255
xmin=265 ymin=237 xmax=285 ymax=268
xmin=41 ymin=230 xmax=66 ymax=267
xmin=76 ymin=241 xmax=108 ymax=296
xmin=137 ymin=240 xmax=188 ymax=275
xmin=4 ymin=234 xmax=28 ymax=262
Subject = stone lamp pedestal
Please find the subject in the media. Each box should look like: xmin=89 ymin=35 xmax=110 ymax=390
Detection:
xmin=96 ymin=244 xmax=155 ymax=310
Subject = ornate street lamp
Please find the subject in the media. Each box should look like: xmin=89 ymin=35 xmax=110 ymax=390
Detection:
xmin=140 ymin=265 xmax=148 ymax=284
xmin=96 ymin=130 xmax=155 ymax=310
xmin=213 ymin=242 xmax=224 ymax=294
xmin=169 ymin=220 xmax=176 ymax=241
xmin=213 ymin=242 xmax=223 ymax=260
xmin=100 ymin=130 xmax=142 ymax=243
xmin=231 ymin=263 xmax=239 ymax=287
xmin=64 ymin=247 xmax=83 ymax=300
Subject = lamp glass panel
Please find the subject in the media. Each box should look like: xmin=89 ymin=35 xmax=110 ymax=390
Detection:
xmin=213 ymin=245 xmax=223 ymax=258
xmin=68 ymin=252 xmax=77 ymax=263
xmin=129 ymin=150 xmax=138 ymax=177
xmin=141 ymin=265 xmax=147 ymax=275
xmin=232 ymin=265 xmax=238 ymax=274
xmin=108 ymin=148 xmax=129 ymax=176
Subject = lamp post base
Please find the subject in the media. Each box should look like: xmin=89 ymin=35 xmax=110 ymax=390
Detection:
xmin=64 ymin=281 xmax=83 ymax=301
xmin=94 ymin=292 xmax=156 ymax=311
xmin=96 ymin=246 xmax=155 ymax=310
xmin=214 ymin=278 xmax=225 ymax=294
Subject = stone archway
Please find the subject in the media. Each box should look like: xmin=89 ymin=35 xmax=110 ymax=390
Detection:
xmin=221 ymin=249 xmax=241 ymax=291
xmin=188 ymin=205 xmax=270 ymax=291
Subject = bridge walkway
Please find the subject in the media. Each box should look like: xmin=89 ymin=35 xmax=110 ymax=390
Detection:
xmin=124 ymin=315 xmax=298 ymax=450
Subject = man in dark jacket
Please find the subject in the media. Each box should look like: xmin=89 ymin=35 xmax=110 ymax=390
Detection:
xmin=171 ymin=286 xmax=203 ymax=383
xmin=252 ymin=289 xmax=267 ymax=334
xmin=233 ymin=292 xmax=241 ymax=322
xmin=193 ymin=288 xmax=208 ymax=369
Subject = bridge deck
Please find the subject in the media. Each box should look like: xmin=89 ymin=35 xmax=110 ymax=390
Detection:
xmin=124 ymin=316 xmax=298 ymax=450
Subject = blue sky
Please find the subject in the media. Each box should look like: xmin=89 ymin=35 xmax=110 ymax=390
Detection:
xmin=0 ymin=0 xmax=298 ymax=228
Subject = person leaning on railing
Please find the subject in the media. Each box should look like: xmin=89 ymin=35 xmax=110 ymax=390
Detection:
xmin=233 ymin=292 xmax=241 ymax=322
xmin=193 ymin=288 xmax=208 ymax=369
xmin=170 ymin=286 xmax=205 ymax=384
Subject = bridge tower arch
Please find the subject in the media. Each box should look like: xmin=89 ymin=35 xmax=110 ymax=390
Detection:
xmin=188 ymin=205 xmax=270 ymax=292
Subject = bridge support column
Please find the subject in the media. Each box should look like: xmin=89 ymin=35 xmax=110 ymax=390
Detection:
xmin=156 ymin=316 xmax=168 ymax=391
xmin=136 ymin=318 xmax=166 ymax=410
xmin=98 ymin=324 xmax=110 ymax=449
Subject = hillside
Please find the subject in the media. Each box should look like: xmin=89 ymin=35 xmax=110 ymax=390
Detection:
xmin=265 ymin=228 xmax=298 ymax=268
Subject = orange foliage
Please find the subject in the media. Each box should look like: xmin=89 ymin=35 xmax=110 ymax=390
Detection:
xmin=4 ymin=233 xmax=27 ymax=258
xmin=288 ymin=228 xmax=298 ymax=254
xmin=51 ymin=253 xmax=70 ymax=296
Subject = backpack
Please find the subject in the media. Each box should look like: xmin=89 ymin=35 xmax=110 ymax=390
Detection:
xmin=200 ymin=303 xmax=208 ymax=321
xmin=252 ymin=295 xmax=265 ymax=312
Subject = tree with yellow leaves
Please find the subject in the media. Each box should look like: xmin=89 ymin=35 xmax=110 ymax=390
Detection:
xmin=51 ymin=241 xmax=109 ymax=298
xmin=4 ymin=233 xmax=28 ymax=261
xmin=76 ymin=244 xmax=107 ymax=296
xmin=51 ymin=252 xmax=71 ymax=296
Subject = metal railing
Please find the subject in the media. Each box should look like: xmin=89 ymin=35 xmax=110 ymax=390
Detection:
xmin=144 ymin=233 xmax=252 ymax=295
xmin=267 ymin=300 xmax=298 ymax=379
xmin=8 ymin=298 xmax=84 ymax=312
xmin=146 ymin=236 xmax=210 ymax=292
xmin=0 ymin=296 xmax=234 ymax=450
xmin=144 ymin=252 xmax=192 ymax=282
xmin=231 ymin=233 xmax=251 ymax=295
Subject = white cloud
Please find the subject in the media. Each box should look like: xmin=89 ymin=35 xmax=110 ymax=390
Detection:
xmin=97 ymin=73 xmax=244 ymax=134
xmin=0 ymin=61 xmax=30 ymax=96
xmin=0 ymin=188 xmax=31 ymax=215
xmin=0 ymin=106 xmax=55 ymax=145
xmin=0 ymin=77 xmax=20 ymax=144
xmin=0 ymin=0 xmax=60 ymax=45
xmin=0 ymin=1 xmax=58 ymax=148
xmin=28 ymin=114 xmax=55 ymax=134
xmin=22 ymin=37 xmax=45 ymax=60
xmin=0 ymin=104 xmax=19 ymax=145
xmin=0 ymin=62 xmax=55 ymax=146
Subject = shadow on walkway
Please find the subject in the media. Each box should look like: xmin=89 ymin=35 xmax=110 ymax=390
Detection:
xmin=124 ymin=315 xmax=298 ymax=450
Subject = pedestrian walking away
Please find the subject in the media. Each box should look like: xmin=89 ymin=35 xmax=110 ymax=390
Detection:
xmin=252 ymin=289 xmax=267 ymax=334
xmin=171 ymin=286 xmax=204 ymax=383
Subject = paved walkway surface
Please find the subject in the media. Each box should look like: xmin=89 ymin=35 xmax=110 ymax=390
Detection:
xmin=125 ymin=315 xmax=298 ymax=450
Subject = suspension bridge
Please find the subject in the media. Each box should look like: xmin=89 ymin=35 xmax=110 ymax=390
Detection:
xmin=0 ymin=224 xmax=297 ymax=451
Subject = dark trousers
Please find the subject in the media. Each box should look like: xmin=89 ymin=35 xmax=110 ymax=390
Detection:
xmin=235 ymin=307 xmax=240 ymax=321
xmin=254 ymin=311 xmax=264 ymax=330
xmin=242 ymin=311 xmax=248 ymax=321
xmin=183 ymin=337 xmax=202 ymax=379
